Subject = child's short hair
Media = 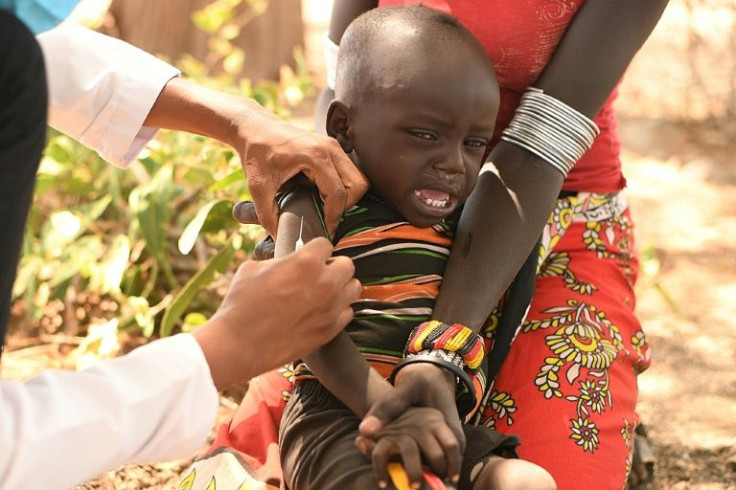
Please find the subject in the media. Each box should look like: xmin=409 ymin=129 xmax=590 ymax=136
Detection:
xmin=336 ymin=5 xmax=495 ymax=103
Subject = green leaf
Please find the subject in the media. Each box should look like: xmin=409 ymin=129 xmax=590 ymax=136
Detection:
xmin=129 ymin=166 xmax=173 ymax=258
xmin=98 ymin=235 xmax=131 ymax=293
xmin=182 ymin=166 xmax=216 ymax=187
xmin=42 ymin=211 xmax=83 ymax=251
xmin=209 ymin=168 xmax=245 ymax=192
xmin=160 ymin=243 xmax=235 ymax=336
xmin=12 ymin=256 xmax=41 ymax=299
xmin=80 ymin=195 xmax=113 ymax=223
xmin=223 ymin=48 xmax=245 ymax=75
xmin=44 ymin=136 xmax=75 ymax=164
xmin=178 ymin=199 xmax=234 ymax=255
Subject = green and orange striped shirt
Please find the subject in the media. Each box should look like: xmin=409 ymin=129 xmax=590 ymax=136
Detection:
xmin=294 ymin=191 xmax=457 ymax=381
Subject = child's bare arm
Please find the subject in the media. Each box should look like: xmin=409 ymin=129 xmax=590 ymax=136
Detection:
xmin=275 ymin=188 xmax=394 ymax=416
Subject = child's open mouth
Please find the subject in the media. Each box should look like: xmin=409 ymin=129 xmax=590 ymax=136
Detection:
xmin=412 ymin=188 xmax=457 ymax=220
xmin=414 ymin=189 xmax=452 ymax=209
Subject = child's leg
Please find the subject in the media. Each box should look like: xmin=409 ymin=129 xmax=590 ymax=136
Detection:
xmin=279 ymin=380 xmax=382 ymax=490
xmin=470 ymin=456 xmax=556 ymax=490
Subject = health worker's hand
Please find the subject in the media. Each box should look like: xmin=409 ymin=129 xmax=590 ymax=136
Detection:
xmin=193 ymin=238 xmax=362 ymax=390
xmin=229 ymin=112 xmax=367 ymax=238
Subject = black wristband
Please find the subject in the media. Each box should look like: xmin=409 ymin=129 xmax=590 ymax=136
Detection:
xmin=389 ymin=354 xmax=477 ymax=419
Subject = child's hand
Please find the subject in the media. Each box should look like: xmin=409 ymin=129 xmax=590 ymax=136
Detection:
xmin=360 ymin=362 xmax=464 ymax=449
xmin=355 ymin=407 xmax=461 ymax=489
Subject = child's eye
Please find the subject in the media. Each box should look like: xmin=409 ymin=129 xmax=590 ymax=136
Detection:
xmin=409 ymin=129 xmax=437 ymax=141
xmin=464 ymin=138 xmax=488 ymax=149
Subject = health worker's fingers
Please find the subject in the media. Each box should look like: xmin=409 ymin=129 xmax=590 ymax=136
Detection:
xmin=309 ymin=151 xmax=367 ymax=236
xmin=299 ymin=236 xmax=339 ymax=265
xmin=249 ymin=183 xmax=280 ymax=238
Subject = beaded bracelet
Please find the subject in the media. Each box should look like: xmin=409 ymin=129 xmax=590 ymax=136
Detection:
xmin=501 ymin=87 xmax=600 ymax=177
xmin=406 ymin=320 xmax=485 ymax=371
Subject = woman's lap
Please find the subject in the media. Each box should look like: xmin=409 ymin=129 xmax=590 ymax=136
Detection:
xmin=483 ymin=201 xmax=650 ymax=488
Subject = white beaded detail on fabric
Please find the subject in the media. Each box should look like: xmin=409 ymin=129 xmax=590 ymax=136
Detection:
xmin=501 ymin=87 xmax=600 ymax=177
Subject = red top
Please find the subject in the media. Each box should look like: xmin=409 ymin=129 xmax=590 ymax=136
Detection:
xmin=377 ymin=0 xmax=625 ymax=193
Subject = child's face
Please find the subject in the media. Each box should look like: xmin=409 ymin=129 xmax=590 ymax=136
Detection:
xmin=340 ymin=41 xmax=499 ymax=228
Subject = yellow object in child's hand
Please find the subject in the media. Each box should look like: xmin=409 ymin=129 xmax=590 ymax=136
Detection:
xmin=387 ymin=462 xmax=413 ymax=490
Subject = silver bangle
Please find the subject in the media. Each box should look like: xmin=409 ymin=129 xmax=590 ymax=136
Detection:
xmin=501 ymin=87 xmax=600 ymax=177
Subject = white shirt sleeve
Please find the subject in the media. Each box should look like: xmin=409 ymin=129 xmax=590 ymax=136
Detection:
xmin=0 ymin=334 xmax=219 ymax=490
xmin=36 ymin=23 xmax=181 ymax=168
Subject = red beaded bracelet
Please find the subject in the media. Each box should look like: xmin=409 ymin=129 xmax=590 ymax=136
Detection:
xmin=406 ymin=320 xmax=485 ymax=371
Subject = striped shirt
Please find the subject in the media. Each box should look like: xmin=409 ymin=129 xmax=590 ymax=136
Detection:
xmin=294 ymin=191 xmax=457 ymax=380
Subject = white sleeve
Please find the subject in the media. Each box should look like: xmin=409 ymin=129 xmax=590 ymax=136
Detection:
xmin=0 ymin=334 xmax=219 ymax=490
xmin=37 ymin=23 xmax=181 ymax=168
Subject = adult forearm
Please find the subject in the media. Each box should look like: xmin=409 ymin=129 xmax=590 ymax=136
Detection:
xmin=434 ymin=0 xmax=668 ymax=331
xmin=0 ymin=335 xmax=217 ymax=488
xmin=433 ymin=145 xmax=562 ymax=331
xmin=143 ymin=77 xmax=275 ymax=150
xmin=536 ymin=0 xmax=669 ymax=115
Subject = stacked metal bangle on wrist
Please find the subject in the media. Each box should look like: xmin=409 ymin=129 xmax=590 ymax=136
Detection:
xmin=501 ymin=87 xmax=600 ymax=177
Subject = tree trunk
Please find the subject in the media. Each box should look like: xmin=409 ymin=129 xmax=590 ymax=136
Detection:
xmin=106 ymin=0 xmax=304 ymax=82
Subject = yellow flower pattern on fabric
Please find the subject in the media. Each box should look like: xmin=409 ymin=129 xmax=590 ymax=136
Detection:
xmin=570 ymin=417 xmax=600 ymax=453
xmin=484 ymin=391 xmax=517 ymax=428
xmin=476 ymin=193 xmax=649 ymax=459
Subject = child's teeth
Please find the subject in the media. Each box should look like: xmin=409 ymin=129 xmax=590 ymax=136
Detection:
xmin=416 ymin=190 xmax=449 ymax=208
xmin=426 ymin=198 xmax=446 ymax=208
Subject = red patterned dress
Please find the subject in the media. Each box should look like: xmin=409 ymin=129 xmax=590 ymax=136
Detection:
xmin=183 ymin=2 xmax=651 ymax=489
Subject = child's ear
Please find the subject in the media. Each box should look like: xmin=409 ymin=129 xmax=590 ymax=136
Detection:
xmin=326 ymin=100 xmax=354 ymax=154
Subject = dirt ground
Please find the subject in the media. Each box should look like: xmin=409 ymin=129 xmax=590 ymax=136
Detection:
xmin=2 ymin=1 xmax=735 ymax=488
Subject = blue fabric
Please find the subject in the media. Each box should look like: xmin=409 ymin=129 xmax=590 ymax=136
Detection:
xmin=0 ymin=0 xmax=80 ymax=34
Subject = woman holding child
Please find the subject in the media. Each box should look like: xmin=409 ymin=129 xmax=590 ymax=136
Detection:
xmin=209 ymin=1 xmax=669 ymax=488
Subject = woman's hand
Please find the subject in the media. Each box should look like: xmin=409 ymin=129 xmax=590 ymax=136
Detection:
xmin=356 ymin=407 xmax=461 ymax=488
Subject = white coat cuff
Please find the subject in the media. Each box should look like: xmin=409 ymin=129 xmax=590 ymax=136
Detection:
xmin=39 ymin=23 xmax=180 ymax=168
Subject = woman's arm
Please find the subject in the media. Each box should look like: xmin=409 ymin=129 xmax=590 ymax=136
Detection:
xmin=433 ymin=0 xmax=670 ymax=329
